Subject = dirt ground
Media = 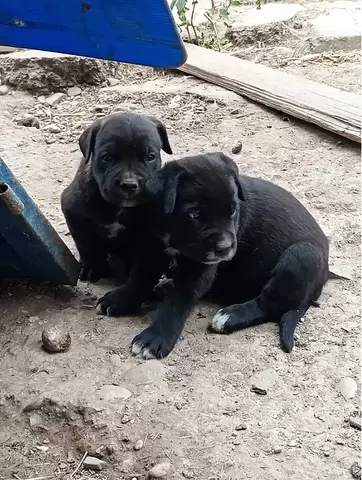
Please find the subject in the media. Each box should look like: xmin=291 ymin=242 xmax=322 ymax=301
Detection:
xmin=0 ymin=31 xmax=361 ymax=480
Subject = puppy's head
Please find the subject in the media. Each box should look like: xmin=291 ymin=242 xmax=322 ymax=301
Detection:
xmin=79 ymin=112 xmax=172 ymax=206
xmin=147 ymin=153 xmax=245 ymax=264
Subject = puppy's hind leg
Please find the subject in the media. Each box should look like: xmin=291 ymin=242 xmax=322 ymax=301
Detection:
xmin=211 ymin=242 xmax=328 ymax=352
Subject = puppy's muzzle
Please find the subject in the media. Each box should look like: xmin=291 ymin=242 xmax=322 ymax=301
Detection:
xmin=205 ymin=235 xmax=237 ymax=264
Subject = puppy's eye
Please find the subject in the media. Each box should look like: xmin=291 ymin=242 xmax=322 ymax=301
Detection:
xmin=101 ymin=155 xmax=112 ymax=164
xmin=146 ymin=153 xmax=156 ymax=162
xmin=188 ymin=208 xmax=200 ymax=219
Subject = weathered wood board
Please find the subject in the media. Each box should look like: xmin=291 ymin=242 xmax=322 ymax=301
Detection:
xmin=178 ymin=44 xmax=361 ymax=143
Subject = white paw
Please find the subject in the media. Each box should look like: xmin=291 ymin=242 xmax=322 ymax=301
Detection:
xmin=211 ymin=310 xmax=230 ymax=332
xmin=131 ymin=342 xmax=155 ymax=360
xmin=95 ymin=303 xmax=103 ymax=314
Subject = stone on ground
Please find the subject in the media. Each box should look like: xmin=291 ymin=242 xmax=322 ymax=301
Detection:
xmin=0 ymin=49 xmax=107 ymax=93
xmin=310 ymin=8 xmax=362 ymax=52
xmin=230 ymin=3 xmax=303 ymax=30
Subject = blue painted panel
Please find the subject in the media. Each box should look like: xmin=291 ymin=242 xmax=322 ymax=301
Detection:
xmin=0 ymin=0 xmax=186 ymax=68
xmin=0 ymin=158 xmax=80 ymax=285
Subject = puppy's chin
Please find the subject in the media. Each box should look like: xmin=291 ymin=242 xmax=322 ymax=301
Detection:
xmin=119 ymin=199 xmax=142 ymax=207
xmin=202 ymin=248 xmax=237 ymax=265
xmin=100 ymin=191 xmax=143 ymax=208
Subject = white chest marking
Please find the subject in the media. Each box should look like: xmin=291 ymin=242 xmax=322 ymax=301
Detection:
xmin=104 ymin=222 xmax=125 ymax=239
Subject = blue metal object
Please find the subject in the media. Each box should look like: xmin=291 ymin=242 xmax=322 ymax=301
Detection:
xmin=0 ymin=158 xmax=80 ymax=285
xmin=0 ymin=0 xmax=186 ymax=68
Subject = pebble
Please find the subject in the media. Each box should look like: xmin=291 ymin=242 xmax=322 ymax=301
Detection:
xmin=46 ymin=92 xmax=66 ymax=106
xmin=99 ymin=385 xmax=131 ymax=401
xmin=23 ymin=397 xmax=43 ymax=412
xmin=120 ymin=360 xmax=166 ymax=386
xmin=109 ymin=354 xmax=123 ymax=367
xmin=231 ymin=141 xmax=243 ymax=154
xmin=235 ymin=422 xmax=247 ymax=431
xmin=182 ymin=469 xmax=195 ymax=478
xmin=107 ymin=77 xmax=120 ymax=86
xmin=83 ymin=456 xmax=107 ymax=471
xmin=349 ymin=416 xmax=361 ymax=430
xmin=273 ymin=446 xmax=282 ymax=454
xmin=133 ymin=439 xmax=143 ymax=451
xmin=42 ymin=327 xmax=71 ymax=353
xmin=351 ymin=462 xmax=361 ymax=479
xmin=67 ymin=86 xmax=82 ymax=97
xmin=250 ymin=369 xmax=279 ymax=394
xmin=339 ymin=377 xmax=357 ymax=400
xmin=94 ymin=104 xmax=109 ymax=112
xmin=14 ymin=114 xmax=40 ymax=129
xmin=36 ymin=445 xmax=49 ymax=452
xmin=0 ymin=85 xmax=9 ymax=95
xmin=149 ymin=461 xmax=171 ymax=478
xmin=45 ymin=124 xmax=61 ymax=134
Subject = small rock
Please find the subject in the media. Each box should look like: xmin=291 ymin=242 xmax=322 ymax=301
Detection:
xmin=235 ymin=422 xmax=247 ymax=431
xmin=250 ymin=369 xmax=279 ymax=394
xmin=351 ymin=462 xmax=361 ymax=479
xmin=83 ymin=456 xmax=107 ymax=471
xmin=29 ymin=413 xmax=43 ymax=428
xmin=42 ymin=327 xmax=71 ymax=353
xmin=23 ymin=397 xmax=44 ymax=412
xmin=14 ymin=114 xmax=40 ymax=129
xmin=94 ymin=104 xmax=109 ymax=112
xmin=231 ymin=141 xmax=243 ymax=155
xmin=182 ymin=469 xmax=195 ymax=478
xmin=0 ymin=85 xmax=9 ymax=95
xmin=134 ymin=439 xmax=143 ymax=451
xmin=288 ymin=440 xmax=297 ymax=447
xmin=273 ymin=446 xmax=282 ymax=454
xmin=46 ymin=92 xmax=66 ymax=106
xmin=169 ymin=95 xmax=182 ymax=109
xmin=67 ymin=86 xmax=82 ymax=97
xmin=38 ymin=95 xmax=46 ymax=103
xmin=99 ymin=385 xmax=131 ymax=401
xmin=109 ymin=354 xmax=122 ymax=367
xmin=149 ymin=461 xmax=171 ymax=478
xmin=107 ymin=77 xmax=120 ymax=86
xmin=251 ymin=385 xmax=267 ymax=395
xmin=36 ymin=445 xmax=49 ymax=452
xmin=349 ymin=416 xmax=361 ymax=430
xmin=339 ymin=377 xmax=357 ymax=400
xmin=45 ymin=124 xmax=61 ymax=134
xmin=121 ymin=360 xmax=166 ymax=386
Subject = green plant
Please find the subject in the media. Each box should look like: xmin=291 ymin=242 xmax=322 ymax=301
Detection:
xmin=170 ymin=0 xmax=266 ymax=50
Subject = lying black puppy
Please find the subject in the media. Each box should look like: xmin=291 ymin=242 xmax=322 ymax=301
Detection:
xmin=61 ymin=112 xmax=172 ymax=282
xmin=97 ymin=152 xmax=329 ymax=358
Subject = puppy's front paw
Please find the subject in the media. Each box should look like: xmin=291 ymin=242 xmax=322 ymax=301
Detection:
xmin=79 ymin=261 xmax=110 ymax=283
xmin=96 ymin=288 xmax=139 ymax=317
xmin=131 ymin=327 xmax=176 ymax=360
xmin=210 ymin=308 xmax=232 ymax=333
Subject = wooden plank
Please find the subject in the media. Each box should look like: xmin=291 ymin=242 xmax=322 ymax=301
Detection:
xmin=178 ymin=44 xmax=361 ymax=143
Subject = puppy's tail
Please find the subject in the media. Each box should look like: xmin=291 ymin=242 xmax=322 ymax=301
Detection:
xmin=279 ymin=306 xmax=309 ymax=353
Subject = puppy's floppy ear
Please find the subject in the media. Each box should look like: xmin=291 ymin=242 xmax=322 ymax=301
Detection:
xmin=79 ymin=119 xmax=102 ymax=163
xmin=218 ymin=152 xmax=246 ymax=202
xmin=146 ymin=116 xmax=173 ymax=155
xmin=146 ymin=164 xmax=180 ymax=214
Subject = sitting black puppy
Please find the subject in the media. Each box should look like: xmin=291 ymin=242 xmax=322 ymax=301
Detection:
xmin=61 ymin=112 xmax=172 ymax=282
xmin=97 ymin=152 xmax=329 ymax=358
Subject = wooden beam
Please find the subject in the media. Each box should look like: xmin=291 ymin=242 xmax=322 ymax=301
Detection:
xmin=178 ymin=44 xmax=361 ymax=143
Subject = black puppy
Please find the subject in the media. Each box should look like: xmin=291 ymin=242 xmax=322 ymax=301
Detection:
xmin=97 ymin=152 xmax=329 ymax=358
xmin=61 ymin=112 xmax=172 ymax=282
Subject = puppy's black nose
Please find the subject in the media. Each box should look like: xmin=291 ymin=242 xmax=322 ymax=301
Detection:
xmin=120 ymin=181 xmax=138 ymax=193
xmin=215 ymin=237 xmax=233 ymax=255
